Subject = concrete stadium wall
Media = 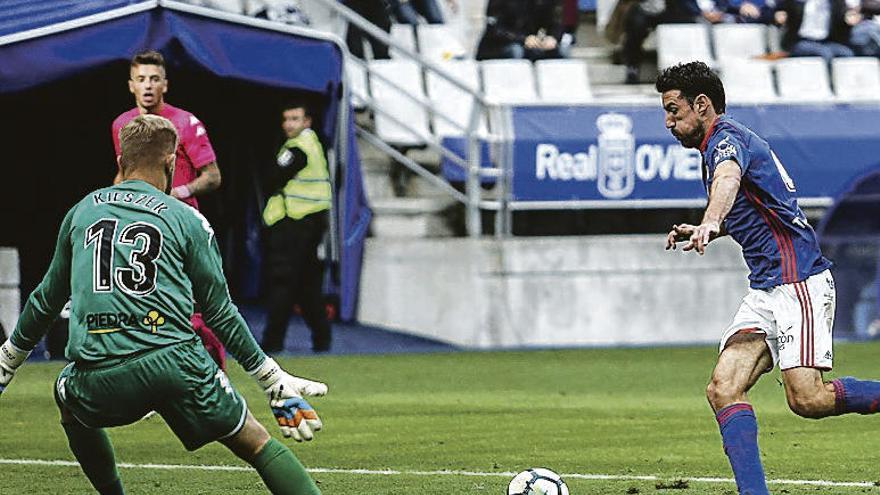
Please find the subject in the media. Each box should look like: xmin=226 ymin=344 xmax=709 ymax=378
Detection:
xmin=358 ymin=235 xmax=751 ymax=348
xmin=0 ymin=248 xmax=20 ymax=338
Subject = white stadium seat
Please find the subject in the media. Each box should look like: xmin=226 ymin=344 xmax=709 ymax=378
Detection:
xmin=416 ymin=24 xmax=467 ymax=61
xmin=535 ymin=59 xmax=593 ymax=104
xmin=775 ymin=57 xmax=833 ymax=102
xmin=426 ymin=60 xmax=487 ymax=138
xmin=832 ymin=57 xmax=880 ymax=101
xmin=480 ymin=59 xmax=538 ymax=105
xmin=656 ymin=23 xmax=715 ymax=69
xmin=345 ymin=57 xmax=369 ymax=110
xmin=721 ymin=59 xmax=778 ymax=104
xmin=368 ymin=59 xmax=430 ymax=146
xmin=389 ymin=23 xmax=416 ymax=59
xmin=713 ymin=24 xmax=768 ymax=62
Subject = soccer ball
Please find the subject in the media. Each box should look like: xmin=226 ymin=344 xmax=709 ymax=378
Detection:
xmin=507 ymin=468 xmax=570 ymax=495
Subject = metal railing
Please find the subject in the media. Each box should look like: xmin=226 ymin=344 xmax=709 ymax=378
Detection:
xmin=303 ymin=0 xmax=513 ymax=237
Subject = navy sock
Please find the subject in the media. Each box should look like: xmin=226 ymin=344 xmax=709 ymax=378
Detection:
xmin=831 ymin=377 xmax=880 ymax=414
xmin=716 ymin=403 xmax=769 ymax=495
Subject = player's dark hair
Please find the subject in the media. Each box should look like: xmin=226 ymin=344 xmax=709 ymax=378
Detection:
xmin=281 ymin=100 xmax=311 ymax=118
xmin=131 ymin=50 xmax=165 ymax=69
xmin=655 ymin=61 xmax=726 ymax=114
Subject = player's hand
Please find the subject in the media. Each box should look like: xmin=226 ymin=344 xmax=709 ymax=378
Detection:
xmin=0 ymin=340 xmax=31 ymax=396
xmin=170 ymin=185 xmax=192 ymax=200
xmin=739 ymin=2 xmax=760 ymax=18
xmin=665 ymin=223 xmax=697 ymax=250
xmin=270 ymin=396 xmax=323 ymax=441
xmin=683 ymin=221 xmax=721 ymax=255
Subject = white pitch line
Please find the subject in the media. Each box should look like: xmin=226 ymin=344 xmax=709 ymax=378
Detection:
xmin=0 ymin=458 xmax=875 ymax=488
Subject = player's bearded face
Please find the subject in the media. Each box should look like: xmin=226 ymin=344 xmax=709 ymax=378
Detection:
xmin=129 ymin=64 xmax=168 ymax=112
xmin=661 ymin=91 xmax=704 ymax=149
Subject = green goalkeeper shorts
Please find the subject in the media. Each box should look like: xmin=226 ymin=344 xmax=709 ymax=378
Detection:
xmin=55 ymin=339 xmax=247 ymax=451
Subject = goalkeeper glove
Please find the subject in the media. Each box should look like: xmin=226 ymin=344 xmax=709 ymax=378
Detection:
xmin=0 ymin=340 xmax=31 ymax=396
xmin=251 ymin=357 xmax=327 ymax=441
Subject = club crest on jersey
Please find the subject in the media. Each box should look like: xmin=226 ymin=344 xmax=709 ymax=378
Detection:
xmin=713 ymin=136 xmax=737 ymax=164
xmin=142 ymin=310 xmax=166 ymax=334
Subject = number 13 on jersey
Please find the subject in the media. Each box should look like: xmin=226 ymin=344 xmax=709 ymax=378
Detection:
xmin=85 ymin=219 xmax=164 ymax=296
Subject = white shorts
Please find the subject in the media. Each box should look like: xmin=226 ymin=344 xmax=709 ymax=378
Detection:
xmin=720 ymin=269 xmax=836 ymax=371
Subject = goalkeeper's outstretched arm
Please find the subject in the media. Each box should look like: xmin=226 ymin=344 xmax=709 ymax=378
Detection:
xmin=1 ymin=206 xmax=76 ymax=394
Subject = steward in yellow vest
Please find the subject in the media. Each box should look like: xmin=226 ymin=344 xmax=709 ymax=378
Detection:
xmin=260 ymin=104 xmax=332 ymax=353
xmin=262 ymin=126 xmax=331 ymax=226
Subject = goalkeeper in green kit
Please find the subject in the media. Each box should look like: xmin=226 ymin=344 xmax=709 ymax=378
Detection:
xmin=0 ymin=114 xmax=326 ymax=494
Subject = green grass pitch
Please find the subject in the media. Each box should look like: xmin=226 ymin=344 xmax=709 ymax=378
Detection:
xmin=2 ymin=342 xmax=880 ymax=494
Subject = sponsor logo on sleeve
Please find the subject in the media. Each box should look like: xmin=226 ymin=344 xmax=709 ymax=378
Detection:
xmin=713 ymin=136 xmax=738 ymax=165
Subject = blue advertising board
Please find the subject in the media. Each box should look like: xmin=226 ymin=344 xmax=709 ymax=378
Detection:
xmin=510 ymin=104 xmax=880 ymax=204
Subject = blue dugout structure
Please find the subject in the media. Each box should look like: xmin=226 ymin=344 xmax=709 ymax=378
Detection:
xmin=0 ymin=0 xmax=371 ymax=321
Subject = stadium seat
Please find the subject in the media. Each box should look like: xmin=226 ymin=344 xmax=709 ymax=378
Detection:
xmin=713 ymin=24 xmax=767 ymax=62
xmin=720 ymin=59 xmax=778 ymax=103
xmin=345 ymin=57 xmax=369 ymax=110
xmin=480 ymin=59 xmax=538 ymax=104
xmin=775 ymin=57 xmax=834 ymax=102
xmin=656 ymin=23 xmax=715 ymax=69
xmin=368 ymin=59 xmax=431 ymax=146
xmin=426 ymin=60 xmax=487 ymax=138
xmin=535 ymin=59 xmax=593 ymax=104
xmin=416 ymin=24 xmax=467 ymax=61
xmin=389 ymin=23 xmax=417 ymax=59
xmin=832 ymin=57 xmax=880 ymax=101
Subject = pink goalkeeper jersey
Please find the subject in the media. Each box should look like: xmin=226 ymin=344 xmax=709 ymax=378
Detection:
xmin=112 ymin=103 xmax=216 ymax=209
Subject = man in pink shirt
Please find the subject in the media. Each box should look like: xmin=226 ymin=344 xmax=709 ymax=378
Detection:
xmin=111 ymin=50 xmax=226 ymax=369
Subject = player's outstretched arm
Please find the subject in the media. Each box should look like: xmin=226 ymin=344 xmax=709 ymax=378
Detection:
xmin=689 ymin=160 xmax=741 ymax=254
xmin=2 ymin=206 xmax=76 ymax=395
xmin=0 ymin=340 xmax=30 ymax=396
xmin=182 ymin=212 xmax=328 ymax=440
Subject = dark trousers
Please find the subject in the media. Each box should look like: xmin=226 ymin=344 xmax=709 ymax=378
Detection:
xmin=391 ymin=0 xmax=445 ymax=24
xmin=262 ymin=212 xmax=331 ymax=352
xmin=622 ymin=4 xmax=694 ymax=67
xmin=345 ymin=0 xmax=392 ymax=59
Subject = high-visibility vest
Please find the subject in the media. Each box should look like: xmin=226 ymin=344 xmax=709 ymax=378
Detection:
xmin=262 ymin=128 xmax=331 ymax=226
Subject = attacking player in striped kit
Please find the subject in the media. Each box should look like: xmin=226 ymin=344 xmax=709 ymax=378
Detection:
xmin=658 ymin=61 xmax=880 ymax=495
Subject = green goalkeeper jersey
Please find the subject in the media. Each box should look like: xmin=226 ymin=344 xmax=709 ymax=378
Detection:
xmin=11 ymin=180 xmax=266 ymax=371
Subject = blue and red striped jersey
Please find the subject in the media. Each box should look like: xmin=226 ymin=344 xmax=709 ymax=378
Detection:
xmin=700 ymin=115 xmax=831 ymax=289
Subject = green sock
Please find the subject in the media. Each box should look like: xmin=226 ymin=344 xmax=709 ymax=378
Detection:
xmin=251 ymin=438 xmax=320 ymax=495
xmin=62 ymin=423 xmax=124 ymax=495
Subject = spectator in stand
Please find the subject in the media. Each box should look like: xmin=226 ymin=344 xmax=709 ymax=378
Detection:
xmin=774 ymin=0 xmax=858 ymax=63
xmin=849 ymin=0 xmax=880 ymax=56
xmin=561 ymin=0 xmax=581 ymax=45
xmin=345 ymin=0 xmax=393 ymax=59
xmin=711 ymin=0 xmax=778 ymax=23
xmin=620 ymin=0 xmax=705 ymax=83
xmin=389 ymin=0 xmax=456 ymax=24
xmin=251 ymin=0 xmax=311 ymax=25
xmin=476 ymin=0 xmax=571 ymax=61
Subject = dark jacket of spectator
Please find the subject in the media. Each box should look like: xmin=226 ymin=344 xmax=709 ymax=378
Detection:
xmin=715 ymin=0 xmax=777 ymax=23
xmin=476 ymin=0 xmax=561 ymax=59
xmin=777 ymin=0 xmax=852 ymax=51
